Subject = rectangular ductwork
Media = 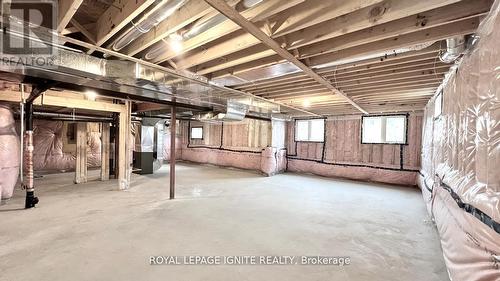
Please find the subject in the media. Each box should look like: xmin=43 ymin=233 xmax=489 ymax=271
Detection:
xmin=0 ymin=16 xmax=284 ymax=115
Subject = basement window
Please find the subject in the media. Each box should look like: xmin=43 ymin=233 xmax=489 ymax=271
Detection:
xmin=190 ymin=127 xmax=203 ymax=140
xmin=295 ymin=119 xmax=324 ymax=142
xmin=361 ymin=115 xmax=407 ymax=144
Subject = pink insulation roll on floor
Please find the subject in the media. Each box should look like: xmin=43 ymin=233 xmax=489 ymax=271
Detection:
xmin=418 ymin=1 xmax=500 ymax=279
xmin=0 ymin=105 xmax=20 ymax=201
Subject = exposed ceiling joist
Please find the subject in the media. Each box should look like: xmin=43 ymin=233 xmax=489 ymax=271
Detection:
xmin=308 ymin=16 xmax=479 ymax=66
xmin=57 ymin=0 xmax=84 ymax=32
xmin=121 ymin=0 xmax=217 ymax=56
xmin=70 ymin=19 xmax=96 ymax=44
xmin=267 ymin=0 xmax=385 ymax=37
xmin=188 ymin=0 xmax=488 ymax=75
xmin=203 ymin=0 xmax=368 ymax=114
xmin=62 ymin=23 xmax=95 ymax=35
xmin=93 ymin=0 xmax=156 ymax=49
xmin=153 ymin=0 xmax=303 ymax=64
xmin=210 ymin=15 xmax=478 ymax=79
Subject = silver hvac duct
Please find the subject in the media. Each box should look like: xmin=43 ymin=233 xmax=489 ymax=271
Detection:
xmin=0 ymin=16 xmax=281 ymax=115
xmin=439 ymin=37 xmax=466 ymax=63
xmin=195 ymin=101 xmax=248 ymax=122
xmin=144 ymin=0 xmax=264 ymax=61
xmin=112 ymin=0 xmax=187 ymax=51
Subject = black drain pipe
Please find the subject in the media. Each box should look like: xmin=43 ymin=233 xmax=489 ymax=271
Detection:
xmin=24 ymin=82 xmax=54 ymax=209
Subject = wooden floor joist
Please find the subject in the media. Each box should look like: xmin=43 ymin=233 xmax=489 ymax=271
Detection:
xmin=203 ymin=0 xmax=368 ymax=114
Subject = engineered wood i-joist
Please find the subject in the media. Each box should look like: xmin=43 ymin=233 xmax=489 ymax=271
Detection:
xmin=203 ymin=0 xmax=368 ymax=114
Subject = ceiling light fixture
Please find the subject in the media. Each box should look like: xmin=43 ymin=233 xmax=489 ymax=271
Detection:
xmin=168 ymin=33 xmax=184 ymax=54
xmin=84 ymin=90 xmax=97 ymax=101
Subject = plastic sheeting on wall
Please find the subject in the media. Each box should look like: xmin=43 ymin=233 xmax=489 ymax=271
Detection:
xmin=173 ymin=120 xmax=284 ymax=176
xmin=27 ymin=120 xmax=101 ymax=172
xmin=0 ymin=105 xmax=19 ymax=201
xmin=286 ymin=114 xmax=422 ymax=185
xmin=418 ymin=0 xmax=500 ymax=279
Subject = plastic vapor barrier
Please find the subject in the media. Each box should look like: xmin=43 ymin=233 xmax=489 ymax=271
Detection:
xmin=286 ymin=114 xmax=422 ymax=186
xmin=0 ymin=105 xmax=19 ymax=201
xmin=418 ymin=1 xmax=500 ymax=279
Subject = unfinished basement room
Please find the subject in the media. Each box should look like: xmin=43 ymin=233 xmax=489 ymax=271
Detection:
xmin=0 ymin=0 xmax=498 ymax=280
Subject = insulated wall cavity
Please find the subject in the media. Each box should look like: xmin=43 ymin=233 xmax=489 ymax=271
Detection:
xmin=26 ymin=121 xmax=102 ymax=172
xmin=286 ymin=114 xmax=422 ymax=185
xmin=418 ymin=1 xmax=500 ymax=279
xmin=177 ymin=119 xmax=283 ymax=175
xmin=0 ymin=105 xmax=19 ymax=201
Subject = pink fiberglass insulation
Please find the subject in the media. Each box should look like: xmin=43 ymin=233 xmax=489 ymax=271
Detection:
xmin=0 ymin=105 xmax=19 ymax=201
xmin=162 ymin=130 xmax=182 ymax=161
xmin=181 ymin=147 xmax=262 ymax=171
xmin=260 ymin=147 xmax=287 ymax=176
xmin=288 ymin=159 xmax=417 ymax=186
xmin=418 ymin=1 xmax=500 ymax=279
xmin=176 ymin=120 xmax=284 ymax=176
xmin=286 ymin=114 xmax=422 ymax=185
xmin=27 ymin=120 xmax=101 ymax=172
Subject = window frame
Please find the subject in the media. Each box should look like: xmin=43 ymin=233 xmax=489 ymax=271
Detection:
xmin=190 ymin=126 xmax=204 ymax=140
xmin=361 ymin=114 xmax=408 ymax=145
xmin=294 ymin=118 xmax=325 ymax=142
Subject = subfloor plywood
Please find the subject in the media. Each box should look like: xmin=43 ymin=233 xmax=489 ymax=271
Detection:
xmin=0 ymin=163 xmax=448 ymax=281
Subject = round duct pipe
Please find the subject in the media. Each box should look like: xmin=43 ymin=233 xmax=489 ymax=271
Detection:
xmin=112 ymin=0 xmax=188 ymax=51
xmin=144 ymin=0 xmax=264 ymax=61
xmin=439 ymin=37 xmax=466 ymax=63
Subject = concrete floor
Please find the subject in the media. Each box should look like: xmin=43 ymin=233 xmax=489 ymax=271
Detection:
xmin=0 ymin=163 xmax=449 ymax=281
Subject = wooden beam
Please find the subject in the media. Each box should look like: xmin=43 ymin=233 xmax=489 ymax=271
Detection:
xmin=121 ymin=0 xmax=215 ymax=56
xmin=153 ymin=0 xmax=302 ymax=64
xmin=180 ymin=0 xmax=388 ymax=69
xmin=117 ymin=101 xmax=131 ymax=190
xmin=100 ymin=123 xmax=110 ymax=181
xmin=285 ymin=0 xmax=467 ymax=49
xmin=267 ymin=0 xmax=385 ymax=37
xmin=274 ymin=89 xmax=436 ymax=101
xmin=309 ymin=16 xmax=479 ymax=66
xmin=70 ymin=19 xmax=96 ymax=44
xmin=74 ymin=122 xmax=88 ymax=184
xmin=94 ymin=0 xmax=155 ymax=47
xmin=203 ymin=0 xmax=368 ymax=114
xmin=250 ymin=61 xmax=448 ymax=94
xmin=57 ymin=0 xmax=83 ymax=32
xmin=210 ymin=15 xmax=478 ymax=79
xmin=189 ymin=0 xmax=486 ymax=74
xmin=0 ymin=90 xmax=126 ymax=113
xmin=296 ymin=0 xmax=491 ymax=58
xmin=235 ymin=50 xmax=441 ymax=90
xmin=62 ymin=23 xmax=95 ymax=35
